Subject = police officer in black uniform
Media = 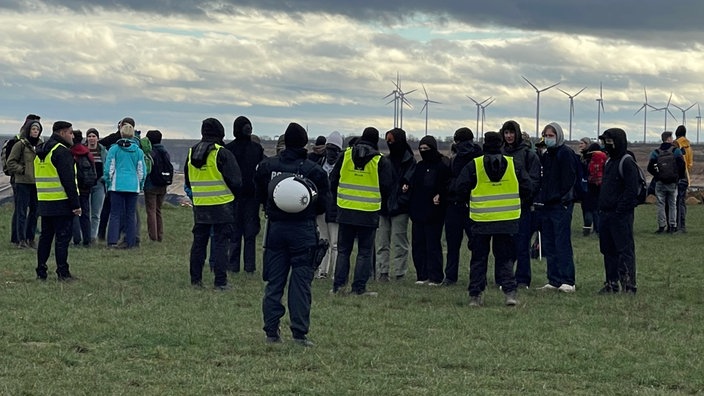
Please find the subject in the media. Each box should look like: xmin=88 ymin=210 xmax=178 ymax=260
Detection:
xmin=254 ymin=122 xmax=330 ymax=346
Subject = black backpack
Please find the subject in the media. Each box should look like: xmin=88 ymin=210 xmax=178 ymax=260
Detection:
xmin=618 ymin=154 xmax=647 ymax=205
xmin=655 ymin=147 xmax=678 ymax=183
xmin=76 ymin=154 xmax=97 ymax=189
xmin=1 ymin=136 xmax=19 ymax=176
xmin=149 ymin=147 xmax=174 ymax=186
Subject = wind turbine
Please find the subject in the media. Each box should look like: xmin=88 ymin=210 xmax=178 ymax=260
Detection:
xmin=654 ymin=93 xmax=678 ymax=132
xmin=557 ymin=87 xmax=586 ymax=141
xmin=634 ymin=87 xmax=657 ymax=143
xmin=479 ymin=98 xmax=495 ymax=135
xmin=595 ymin=82 xmax=605 ymax=138
xmin=420 ymin=84 xmax=441 ymax=136
xmin=522 ymin=76 xmax=560 ymax=138
xmin=696 ymin=104 xmax=701 ymax=144
xmin=671 ymin=102 xmax=696 ymax=126
xmin=396 ymin=80 xmax=416 ymax=130
xmin=467 ymin=95 xmax=492 ymax=135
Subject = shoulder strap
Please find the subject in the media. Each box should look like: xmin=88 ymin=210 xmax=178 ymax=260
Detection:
xmin=618 ymin=154 xmax=633 ymax=179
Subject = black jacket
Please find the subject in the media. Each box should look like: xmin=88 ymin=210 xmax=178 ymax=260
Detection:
xmin=502 ymin=124 xmax=541 ymax=206
xmin=447 ymin=140 xmax=483 ymax=204
xmin=35 ymin=134 xmax=81 ymax=217
xmin=330 ymin=140 xmax=393 ymax=227
xmin=184 ymin=140 xmax=242 ymax=224
xmin=224 ymin=134 xmax=265 ymax=198
xmin=454 ymin=153 xmax=521 ymax=235
xmin=254 ymin=147 xmax=330 ymax=222
xmin=536 ymin=123 xmax=576 ymax=207
xmin=408 ymin=152 xmax=450 ymax=223
xmin=382 ymin=131 xmax=416 ymax=216
xmin=599 ymin=129 xmax=639 ymax=213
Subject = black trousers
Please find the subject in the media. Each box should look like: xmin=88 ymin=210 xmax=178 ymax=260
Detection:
xmin=468 ymin=233 xmax=516 ymax=296
xmin=262 ymin=220 xmax=316 ymax=339
xmin=228 ymin=196 xmax=261 ymax=273
xmin=599 ymin=210 xmax=636 ymax=291
xmin=412 ymin=219 xmax=445 ymax=283
xmin=444 ymin=202 xmax=472 ymax=283
xmin=334 ymin=224 xmax=375 ymax=294
xmin=36 ymin=215 xmax=74 ymax=279
xmin=190 ymin=222 xmax=230 ymax=287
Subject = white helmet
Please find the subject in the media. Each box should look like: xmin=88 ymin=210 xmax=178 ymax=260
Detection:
xmin=270 ymin=174 xmax=318 ymax=213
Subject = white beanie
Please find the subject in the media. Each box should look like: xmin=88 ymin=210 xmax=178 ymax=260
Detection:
xmin=327 ymin=130 xmax=343 ymax=150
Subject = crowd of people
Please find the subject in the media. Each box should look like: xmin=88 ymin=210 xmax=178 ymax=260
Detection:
xmin=2 ymin=112 xmax=695 ymax=346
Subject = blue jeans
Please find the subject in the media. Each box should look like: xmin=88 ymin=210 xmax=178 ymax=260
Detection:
xmin=89 ymin=181 xmax=106 ymax=239
xmin=676 ymin=179 xmax=688 ymax=230
xmin=72 ymin=194 xmax=91 ymax=245
xmin=107 ymin=191 xmax=138 ymax=247
xmin=540 ymin=203 xmax=575 ymax=287
xmin=14 ymin=183 xmax=38 ymax=242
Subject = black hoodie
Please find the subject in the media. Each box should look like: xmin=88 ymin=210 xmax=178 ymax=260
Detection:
xmin=330 ymin=139 xmax=393 ymax=227
xmin=35 ymin=133 xmax=80 ymax=216
xmin=409 ymin=136 xmax=450 ymax=223
xmin=224 ymin=116 xmax=264 ymax=197
xmin=598 ymin=128 xmax=639 ymax=212
xmin=382 ymin=128 xmax=416 ymax=216
xmin=184 ymin=119 xmax=243 ymax=224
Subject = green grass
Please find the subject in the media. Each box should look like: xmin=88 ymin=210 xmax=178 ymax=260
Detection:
xmin=1 ymin=203 xmax=703 ymax=395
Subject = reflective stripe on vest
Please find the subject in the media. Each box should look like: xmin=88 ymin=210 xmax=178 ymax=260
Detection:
xmin=469 ymin=156 xmax=521 ymax=222
xmin=34 ymin=143 xmax=78 ymax=201
xmin=187 ymin=145 xmax=235 ymax=206
xmin=337 ymin=148 xmax=382 ymax=211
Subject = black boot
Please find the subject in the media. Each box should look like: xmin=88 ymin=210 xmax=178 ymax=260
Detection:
xmin=597 ymin=282 xmax=619 ymax=294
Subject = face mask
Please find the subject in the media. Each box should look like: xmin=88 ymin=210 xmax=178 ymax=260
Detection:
xmin=544 ymin=137 xmax=557 ymax=148
xmin=605 ymin=143 xmax=616 ymax=154
xmin=241 ymin=124 xmax=252 ymax=136
xmin=420 ymin=150 xmax=435 ymax=162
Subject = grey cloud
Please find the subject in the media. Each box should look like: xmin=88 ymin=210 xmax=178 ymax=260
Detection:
xmin=6 ymin=0 xmax=704 ymax=45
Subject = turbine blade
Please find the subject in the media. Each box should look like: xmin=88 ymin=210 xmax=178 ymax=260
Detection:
xmin=667 ymin=92 xmax=672 ymax=107
xmin=644 ymin=86 xmax=648 ymax=103
xmin=686 ymin=103 xmax=696 ymax=111
xmin=466 ymin=95 xmax=479 ymax=105
xmin=420 ymin=102 xmax=428 ymax=114
xmin=557 ymin=88 xmax=570 ymax=96
xmin=422 ymin=84 xmax=428 ymax=99
xmin=429 ymin=100 xmax=441 ymax=104
xmin=574 ymin=87 xmax=587 ymax=97
xmin=541 ymin=81 xmax=561 ymax=92
xmin=635 ymin=104 xmax=646 ymax=115
xmin=480 ymin=97 xmax=493 ymax=105
xmin=522 ymin=76 xmax=538 ymax=91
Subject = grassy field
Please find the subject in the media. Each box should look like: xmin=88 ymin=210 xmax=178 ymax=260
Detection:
xmin=0 ymin=203 xmax=703 ymax=395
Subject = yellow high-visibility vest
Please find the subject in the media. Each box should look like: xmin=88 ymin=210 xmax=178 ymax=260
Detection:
xmin=187 ymin=145 xmax=235 ymax=206
xmin=337 ymin=148 xmax=381 ymax=211
xmin=34 ymin=143 xmax=78 ymax=201
xmin=469 ymin=156 xmax=521 ymax=222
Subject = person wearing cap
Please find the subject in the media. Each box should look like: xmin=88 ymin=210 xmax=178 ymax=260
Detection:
xmin=143 ymin=130 xmax=172 ymax=242
xmin=7 ymin=117 xmax=43 ymax=249
xmin=104 ymin=122 xmax=146 ymax=249
xmin=444 ymin=127 xmax=482 ymax=286
xmin=315 ymin=130 xmax=344 ymax=279
xmin=501 ymin=120 xmax=541 ymax=289
xmin=375 ymin=127 xmax=416 ymax=283
xmin=186 ymin=118 xmax=242 ymax=290
xmin=85 ymin=128 xmax=107 ymax=242
xmin=454 ymin=131 xmax=525 ymax=306
xmin=224 ymin=116 xmax=265 ymax=274
xmin=330 ymin=127 xmax=392 ymax=297
xmin=597 ymin=128 xmax=639 ymax=294
xmin=408 ymin=135 xmax=450 ymax=286
xmin=534 ymin=122 xmax=577 ymax=293
xmin=33 ymin=121 xmax=81 ymax=281
xmin=253 ymin=122 xmax=330 ymax=346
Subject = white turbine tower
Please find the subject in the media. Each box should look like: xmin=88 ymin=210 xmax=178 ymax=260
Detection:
xmin=522 ymin=76 xmax=560 ymax=138
xmin=671 ymin=102 xmax=696 ymax=126
xmin=696 ymin=104 xmax=702 ymax=144
xmin=382 ymin=74 xmax=400 ymax=128
xmin=396 ymin=79 xmax=416 ymax=130
xmin=420 ymin=84 xmax=441 ymax=136
xmin=467 ymin=95 xmax=492 ymax=135
xmin=654 ymin=93 xmax=678 ymax=132
xmin=595 ymin=82 xmax=606 ymax=138
xmin=479 ymin=98 xmax=495 ymax=135
xmin=557 ymin=87 xmax=586 ymax=141
xmin=634 ymin=87 xmax=657 ymax=143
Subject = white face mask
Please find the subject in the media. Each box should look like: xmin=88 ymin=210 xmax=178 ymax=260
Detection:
xmin=544 ymin=137 xmax=557 ymax=148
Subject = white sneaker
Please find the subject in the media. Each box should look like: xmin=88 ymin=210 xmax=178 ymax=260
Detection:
xmin=427 ymin=282 xmax=441 ymax=287
xmin=538 ymin=283 xmax=558 ymax=291
xmin=415 ymin=280 xmax=428 ymax=285
xmin=558 ymin=284 xmax=576 ymax=293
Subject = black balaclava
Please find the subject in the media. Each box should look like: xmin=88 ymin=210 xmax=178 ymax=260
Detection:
xmin=386 ymin=127 xmax=409 ymax=158
xmin=419 ymin=135 xmax=440 ymax=162
xmin=233 ymin=116 xmax=252 ymax=140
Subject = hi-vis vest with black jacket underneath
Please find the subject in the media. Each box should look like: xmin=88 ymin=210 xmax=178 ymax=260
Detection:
xmin=34 ymin=143 xmax=78 ymax=201
xmin=337 ymin=148 xmax=382 ymax=212
xmin=188 ymin=145 xmax=235 ymax=206
xmin=469 ymin=156 xmax=521 ymax=222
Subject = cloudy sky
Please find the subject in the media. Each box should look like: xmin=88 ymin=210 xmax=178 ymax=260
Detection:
xmin=1 ymin=0 xmax=703 ymax=143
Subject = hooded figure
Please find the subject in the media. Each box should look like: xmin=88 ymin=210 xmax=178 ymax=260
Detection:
xmin=382 ymin=128 xmax=416 ymax=217
xmin=501 ymin=120 xmax=541 ymax=204
xmin=7 ymin=120 xmax=44 ymax=184
xmin=224 ymin=116 xmax=264 ymax=198
xmin=407 ymin=135 xmax=451 ymax=284
xmin=596 ymin=127 xmax=639 ymax=294
xmin=536 ymin=122 xmax=576 ymax=206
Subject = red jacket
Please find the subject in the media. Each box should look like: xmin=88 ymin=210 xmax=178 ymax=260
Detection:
xmin=588 ymin=150 xmax=607 ymax=186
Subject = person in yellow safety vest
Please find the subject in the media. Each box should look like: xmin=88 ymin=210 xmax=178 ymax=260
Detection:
xmin=454 ymin=131 xmax=528 ymax=307
xmin=330 ymin=127 xmax=393 ymax=296
xmin=185 ymin=118 xmax=242 ymax=290
xmin=33 ymin=121 xmax=81 ymax=281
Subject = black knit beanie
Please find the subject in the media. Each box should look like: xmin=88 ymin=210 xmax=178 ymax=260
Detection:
xmin=453 ymin=127 xmax=474 ymax=143
xmin=146 ymin=130 xmax=162 ymax=144
xmin=483 ymin=131 xmax=503 ymax=154
xmin=284 ymin=122 xmax=308 ymax=148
